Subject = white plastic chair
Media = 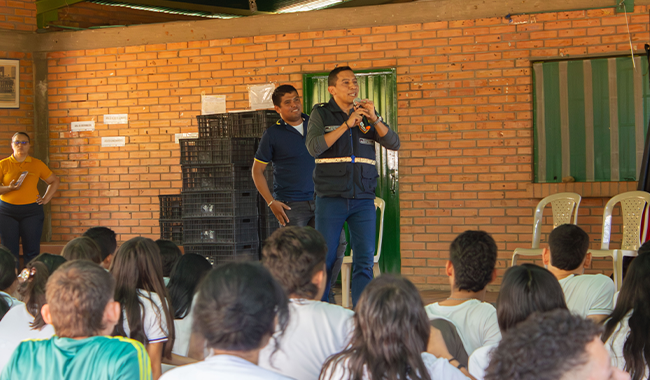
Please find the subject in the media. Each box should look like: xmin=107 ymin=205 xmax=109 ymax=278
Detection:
xmin=511 ymin=192 xmax=581 ymax=266
xmin=341 ymin=197 xmax=385 ymax=308
xmin=588 ymin=191 xmax=650 ymax=291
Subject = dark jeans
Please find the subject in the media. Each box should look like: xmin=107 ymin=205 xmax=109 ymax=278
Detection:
xmin=315 ymin=197 xmax=376 ymax=307
xmin=0 ymin=200 xmax=44 ymax=267
xmin=282 ymin=200 xmax=347 ymax=301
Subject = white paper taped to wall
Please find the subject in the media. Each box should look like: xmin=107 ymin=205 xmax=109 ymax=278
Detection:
xmin=248 ymin=84 xmax=275 ymax=110
xmin=71 ymin=121 xmax=95 ymax=132
xmin=104 ymin=114 xmax=128 ymax=124
xmin=201 ymin=94 xmax=226 ymax=115
xmin=101 ymin=136 xmax=126 ymax=147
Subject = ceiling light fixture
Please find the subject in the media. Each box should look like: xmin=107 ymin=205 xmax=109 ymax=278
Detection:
xmin=277 ymin=0 xmax=345 ymax=13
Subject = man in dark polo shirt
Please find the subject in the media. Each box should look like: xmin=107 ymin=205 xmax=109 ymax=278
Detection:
xmin=306 ymin=66 xmax=400 ymax=307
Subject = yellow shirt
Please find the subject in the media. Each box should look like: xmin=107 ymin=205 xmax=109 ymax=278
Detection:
xmin=0 ymin=155 xmax=53 ymax=205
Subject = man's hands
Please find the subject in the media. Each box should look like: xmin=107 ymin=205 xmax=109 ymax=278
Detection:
xmin=270 ymin=200 xmax=291 ymax=226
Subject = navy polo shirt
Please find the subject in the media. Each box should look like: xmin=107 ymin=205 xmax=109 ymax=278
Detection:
xmin=254 ymin=113 xmax=315 ymax=202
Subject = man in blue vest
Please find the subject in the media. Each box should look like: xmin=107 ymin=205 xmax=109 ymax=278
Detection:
xmin=306 ymin=67 xmax=400 ymax=306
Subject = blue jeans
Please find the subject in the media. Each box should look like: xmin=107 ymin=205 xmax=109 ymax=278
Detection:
xmin=0 ymin=201 xmax=44 ymax=267
xmin=316 ymin=196 xmax=376 ymax=307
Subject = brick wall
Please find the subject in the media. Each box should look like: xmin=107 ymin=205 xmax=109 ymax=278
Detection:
xmin=45 ymin=5 xmax=649 ymax=287
xmin=0 ymin=0 xmax=36 ymax=31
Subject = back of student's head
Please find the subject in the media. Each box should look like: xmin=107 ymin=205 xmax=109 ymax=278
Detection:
xmin=155 ymin=239 xmax=182 ymax=278
xmin=17 ymin=260 xmax=50 ymax=330
xmin=167 ymin=253 xmax=212 ymax=319
xmin=485 ymin=310 xmax=602 ymax=380
xmin=46 ymin=260 xmax=115 ymax=337
xmin=497 ymin=264 xmax=568 ymax=332
xmin=449 ymin=230 xmax=498 ymax=292
xmin=83 ymin=226 xmax=117 ymax=262
xmin=548 ymin=224 xmax=590 ymax=270
xmin=0 ymin=247 xmax=16 ymax=320
xmin=33 ymin=253 xmax=67 ymax=274
xmin=322 ymin=275 xmax=431 ymax=380
xmin=262 ymin=226 xmax=327 ymax=299
xmin=193 ymin=262 xmax=288 ymax=352
xmin=61 ymin=236 xmax=102 ymax=264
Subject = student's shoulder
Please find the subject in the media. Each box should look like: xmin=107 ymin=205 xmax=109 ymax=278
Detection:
xmin=99 ymin=336 xmax=148 ymax=356
xmin=309 ymin=300 xmax=355 ymax=317
xmin=576 ymin=273 xmax=615 ymax=288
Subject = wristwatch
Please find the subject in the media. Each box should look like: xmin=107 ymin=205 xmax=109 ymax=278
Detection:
xmin=372 ymin=116 xmax=383 ymax=126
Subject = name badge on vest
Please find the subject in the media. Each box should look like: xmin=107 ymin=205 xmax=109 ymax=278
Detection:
xmin=324 ymin=125 xmax=340 ymax=133
xmin=359 ymin=138 xmax=374 ymax=146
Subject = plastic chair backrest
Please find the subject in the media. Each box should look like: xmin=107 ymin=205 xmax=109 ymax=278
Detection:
xmin=374 ymin=197 xmax=385 ymax=263
xmin=530 ymin=192 xmax=581 ymax=249
xmin=600 ymin=191 xmax=650 ymax=251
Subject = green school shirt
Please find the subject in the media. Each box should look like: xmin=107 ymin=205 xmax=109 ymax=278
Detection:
xmin=0 ymin=335 xmax=151 ymax=380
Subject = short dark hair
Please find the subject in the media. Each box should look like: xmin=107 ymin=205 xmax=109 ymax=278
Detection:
xmin=485 ymin=310 xmax=602 ymax=380
xmin=449 ymin=230 xmax=497 ymax=292
xmin=548 ymin=224 xmax=590 ymax=270
xmin=271 ymin=84 xmax=298 ymax=107
xmin=193 ymin=262 xmax=288 ymax=352
xmin=83 ymin=227 xmax=117 ymax=262
xmin=61 ymin=237 xmax=102 ymax=264
xmin=262 ymin=227 xmax=327 ymax=299
xmin=12 ymin=132 xmax=30 ymax=143
xmin=496 ymin=264 xmax=567 ymax=332
xmin=155 ymin=240 xmax=182 ymax=277
xmin=33 ymin=253 xmax=67 ymax=274
xmin=328 ymin=66 xmax=354 ymax=87
xmin=46 ymin=260 xmax=115 ymax=338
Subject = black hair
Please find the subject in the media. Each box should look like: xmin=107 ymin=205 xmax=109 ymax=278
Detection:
xmin=167 ymin=253 xmax=212 ymax=319
xmin=33 ymin=253 xmax=67 ymax=274
xmin=272 ymin=84 xmax=298 ymax=107
xmin=328 ymin=66 xmax=354 ymax=87
xmin=0 ymin=246 xmax=16 ymax=320
xmin=193 ymin=262 xmax=289 ymax=352
xmin=155 ymin=240 xmax=182 ymax=278
xmin=496 ymin=264 xmax=568 ymax=332
xmin=83 ymin=226 xmax=117 ymax=262
xmin=449 ymin=230 xmax=497 ymax=292
xmin=548 ymin=224 xmax=590 ymax=271
xmin=12 ymin=132 xmax=30 ymax=143
xmin=602 ymin=242 xmax=650 ymax=380
xmin=485 ymin=309 xmax=603 ymax=380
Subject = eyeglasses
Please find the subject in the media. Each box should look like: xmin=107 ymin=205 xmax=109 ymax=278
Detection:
xmin=13 ymin=141 xmax=28 ymax=145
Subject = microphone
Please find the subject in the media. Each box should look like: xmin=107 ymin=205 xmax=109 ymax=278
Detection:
xmin=353 ymin=98 xmax=371 ymax=134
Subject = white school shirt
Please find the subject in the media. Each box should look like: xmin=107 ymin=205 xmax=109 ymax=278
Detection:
xmin=0 ymin=303 xmax=55 ymax=372
xmin=468 ymin=344 xmax=497 ymax=380
xmin=258 ymin=299 xmax=354 ymax=380
xmin=605 ymin=310 xmax=649 ymax=379
xmin=323 ymin=352 xmax=469 ymax=380
xmin=424 ymin=300 xmax=501 ymax=356
xmin=122 ymin=290 xmax=169 ymax=344
xmin=160 ymin=354 xmax=293 ymax=380
xmin=558 ymin=274 xmax=615 ymax=317
xmin=171 ymin=294 xmax=198 ymax=357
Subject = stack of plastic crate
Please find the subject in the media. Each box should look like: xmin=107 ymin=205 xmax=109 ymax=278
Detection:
xmin=158 ymin=194 xmax=183 ymax=245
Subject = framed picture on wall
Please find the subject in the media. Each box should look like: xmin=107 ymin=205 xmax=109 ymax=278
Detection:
xmin=0 ymin=59 xmax=19 ymax=109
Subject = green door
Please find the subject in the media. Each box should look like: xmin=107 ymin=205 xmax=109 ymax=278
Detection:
xmin=303 ymin=69 xmax=400 ymax=274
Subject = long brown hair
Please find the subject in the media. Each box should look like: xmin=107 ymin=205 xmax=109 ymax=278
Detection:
xmin=110 ymin=237 xmax=175 ymax=359
xmin=17 ymin=261 xmax=49 ymax=330
xmin=320 ymin=275 xmax=431 ymax=380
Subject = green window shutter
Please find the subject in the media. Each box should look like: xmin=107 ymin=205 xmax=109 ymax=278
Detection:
xmin=533 ymin=56 xmax=650 ymax=183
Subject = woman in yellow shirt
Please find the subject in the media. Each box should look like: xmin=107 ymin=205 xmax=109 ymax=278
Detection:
xmin=0 ymin=132 xmax=59 ymax=267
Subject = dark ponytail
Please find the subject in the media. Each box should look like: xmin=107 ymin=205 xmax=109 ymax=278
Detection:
xmin=17 ymin=261 xmax=50 ymax=330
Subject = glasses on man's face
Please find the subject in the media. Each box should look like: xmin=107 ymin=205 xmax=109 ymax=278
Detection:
xmin=13 ymin=141 xmax=28 ymax=146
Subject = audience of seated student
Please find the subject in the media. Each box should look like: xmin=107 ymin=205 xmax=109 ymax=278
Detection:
xmin=259 ymin=227 xmax=354 ymax=380
xmin=0 ymin=247 xmax=21 ymax=320
xmin=602 ymin=242 xmax=650 ymax=380
xmin=83 ymin=226 xmax=118 ymax=269
xmin=321 ymin=274 xmax=470 ymax=380
xmin=0 ymin=260 xmax=152 ymax=380
xmin=33 ymin=253 xmax=67 ymax=274
xmin=160 ymin=262 xmax=291 ymax=380
xmin=485 ymin=309 xmax=629 ymax=380
xmin=110 ymin=237 xmax=175 ymax=380
xmin=60 ymin=236 xmax=103 ymax=264
xmin=542 ymin=224 xmax=615 ymax=323
xmin=155 ymin=240 xmax=182 ymax=286
xmin=0 ymin=261 xmax=55 ymax=372
xmin=424 ymin=230 xmax=501 ymax=356
xmin=166 ymin=253 xmax=211 ymax=357
xmin=468 ymin=264 xmax=568 ymax=379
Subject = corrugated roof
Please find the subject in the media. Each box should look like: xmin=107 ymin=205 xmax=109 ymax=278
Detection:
xmin=88 ymin=0 xmax=242 ymax=18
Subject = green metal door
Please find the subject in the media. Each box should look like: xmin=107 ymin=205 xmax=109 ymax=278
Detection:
xmin=303 ymin=69 xmax=400 ymax=274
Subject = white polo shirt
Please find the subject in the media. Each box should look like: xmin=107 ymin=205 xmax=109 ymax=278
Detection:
xmin=558 ymin=274 xmax=615 ymax=317
xmin=122 ymin=290 xmax=169 ymax=344
xmin=161 ymin=354 xmax=292 ymax=380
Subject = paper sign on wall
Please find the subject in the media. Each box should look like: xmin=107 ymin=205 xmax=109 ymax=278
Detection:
xmin=101 ymin=137 xmax=126 ymax=147
xmin=201 ymin=95 xmax=226 ymax=115
xmin=175 ymin=133 xmax=199 ymax=144
xmin=71 ymin=121 xmax=95 ymax=132
xmin=248 ymin=84 xmax=275 ymax=110
xmin=104 ymin=114 xmax=128 ymax=124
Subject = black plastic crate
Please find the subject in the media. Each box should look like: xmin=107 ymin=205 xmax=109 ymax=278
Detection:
xmin=182 ymin=190 xmax=258 ymax=218
xmin=159 ymin=194 xmax=182 ymax=220
xmin=182 ymin=243 xmax=259 ymax=266
xmin=259 ymin=213 xmax=280 ymax=242
xmin=181 ymin=164 xmax=254 ymax=192
xmin=183 ymin=216 xmax=259 ymax=244
xmin=197 ymin=110 xmax=279 ymax=138
xmin=180 ymin=138 xmax=257 ymax=165
xmin=160 ymin=220 xmax=183 ymax=244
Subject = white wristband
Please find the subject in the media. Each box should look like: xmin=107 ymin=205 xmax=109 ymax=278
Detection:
xmin=268 ymin=200 xmax=274 ymax=207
